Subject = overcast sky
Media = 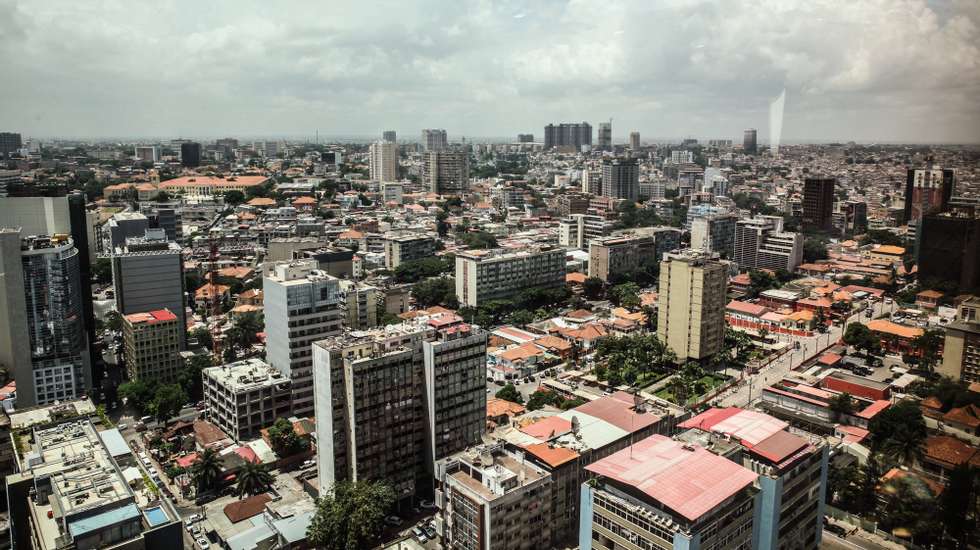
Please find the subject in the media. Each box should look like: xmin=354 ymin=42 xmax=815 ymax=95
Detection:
xmin=2 ymin=0 xmax=979 ymax=143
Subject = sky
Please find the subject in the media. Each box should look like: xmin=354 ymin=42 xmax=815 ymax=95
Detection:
xmin=2 ymin=0 xmax=979 ymax=143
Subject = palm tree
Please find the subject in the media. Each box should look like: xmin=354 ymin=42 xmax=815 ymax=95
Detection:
xmin=885 ymin=429 xmax=923 ymax=467
xmin=192 ymin=448 xmax=223 ymax=494
xmin=236 ymin=461 xmax=274 ymax=498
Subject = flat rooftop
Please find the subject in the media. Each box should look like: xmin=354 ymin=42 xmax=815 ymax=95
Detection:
xmin=204 ymin=358 xmax=289 ymax=392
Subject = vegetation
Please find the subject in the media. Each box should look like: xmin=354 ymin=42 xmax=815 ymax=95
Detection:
xmin=594 ymin=334 xmax=676 ymax=388
xmin=495 ymin=383 xmax=524 ymax=404
xmin=307 ymin=481 xmax=396 ymax=550
xmin=732 ymin=193 xmax=780 ymax=216
xmin=843 ymin=323 xmax=881 ymax=357
xmin=526 ymin=389 xmax=586 ymax=411
xmin=93 ymin=257 xmax=113 ymax=284
xmin=458 ymin=286 xmax=571 ymax=327
xmin=191 ymin=448 xmax=224 ymax=494
xmin=118 ymin=380 xmax=187 ymax=423
xmin=907 ymin=376 xmax=980 ymax=411
xmin=655 ymin=363 xmax=728 ymax=405
xmin=608 ymin=282 xmax=641 ymax=309
xmin=909 ymin=329 xmax=943 ymax=373
xmin=869 ymin=400 xmax=927 ymax=465
xmin=411 ymin=277 xmax=458 ymax=309
xmin=582 ymin=276 xmax=604 ymax=300
xmin=802 ymin=237 xmax=829 ymax=263
xmin=828 ymin=392 xmax=856 ymax=418
xmin=616 ymin=201 xmax=664 ymax=229
xmin=226 ymin=311 xmax=263 ymax=355
xmin=267 ymin=417 xmax=310 ymax=457
xmin=223 ymin=190 xmax=246 ymax=205
xmin=393 ymin=257 xmax=453 ymax=283
xmin=457 ymin=230 xmax=498 ymax=249
xmin=746 ymin=269 xmax=779 ymax=298
xmin=236 ymin=461 xmax=274 ymax=498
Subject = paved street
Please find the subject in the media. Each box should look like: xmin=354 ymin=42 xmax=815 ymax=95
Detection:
xmin=821 ymin=532 xmax=893 ymax=550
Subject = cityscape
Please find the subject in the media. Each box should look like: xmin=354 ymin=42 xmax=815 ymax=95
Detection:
xmin=2 ymin=2 xmax=980 ymax=550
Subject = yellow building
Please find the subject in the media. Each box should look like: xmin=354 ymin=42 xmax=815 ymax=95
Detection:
xmin=657 ymin=250 xmax=728 ymax=361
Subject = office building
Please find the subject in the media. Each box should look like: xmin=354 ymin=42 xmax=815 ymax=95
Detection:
xmin=262 ymin=141 xmax=281 ymax=157
xmin=0 ymin=231 xmax=92 ymax=407
xmin=601 ymin=158 xmax=639 ymax=201
xmin=580 ymin=434 xmax=758 ymax=550
xmin=338 ymin=279 xmax=379 ymax=330
xmin=669 ymin=150 xmax=694 ymax=164
xmin=581 ymin=168 xmax=601 ymax=195
xmin=518 ymin=133 xmax=534 ymax=143
xmin=589 ymin=233 xmax=657 ymax=282
xmin=678 ymin=408 xmax=828 ymax=550
xmin=381 ymin=181 xmax=404 ymax=204
xmin=557 ymin=193 xmax=590 ymax=217
xmin=202 ymin=358 xmax=293 ymax=441
xmin=422 ymin=128 xmax=449 ymax=151
xmin=940 ymin=296 xmax=980 ymax=383
xmin=369 ymin=140 xmax=398 ymax=182
xmin=180 ymin=141 xmax=201 ymax=167
xmin=544 ymin=122 xmax=592 ymax=150
xmin=122 ymin=309 xmax=182 ymax=383
xmin=384 ymin=232 xmax=437 ymax=269
xmin=6 ymin=415 xmax=182 ymax=550
xmin=743 ymin=128 xmax=758 ymax=154
xmin=0 ymin=169 xmax=21 ymax=196
xmin=264 ymin=260 xmax=344 ymax=417
xmin=597 ymin=121 xmax=612 ymax=151
xmin=455 ymin=247 xmax=565 ymax=308
xmin=691 ymin=213 xmax=738 ymax=259
xmin=111 ymin=231 xmax=187 ymax=349
xmin=629 ymin=131 xmax=640 ymax=149
xmin=559 ymin=214 xmax=617 ymax=249
xmin=107 ymin=212 xmax=150 ymax=250
xmin=843 ymin=200 xmax=868 ymax=234
xmin=424 ymin=151 xmax=469 ymax=195
xmin=734 ymin=216 xmax=804 ymax=272
xmin=216 ymin=137 xmax=238 ymax=159
xmin=658 ymin=250 xmax=727 ymax=361
xmin=140 ymin=202 xmax=182 ymax=242
xmin=314 ymin=315 xmax=488 ymax=504
xmin=904 ymin=167 xmax=954 ymax=224
xmin=802 ymin=177 xmax=835 ymax=232
xmin=434 ymin=443 xmax=553 ymax=550
xmin=0 ymin=132 xmax=22 ymax=159
xmin=383 ymin=130 xmax=397 ymax=143
xmin=917 ymin=205 xmax=980 ymax=293
xmin=133 ymin=145 xmax=159 ymax=163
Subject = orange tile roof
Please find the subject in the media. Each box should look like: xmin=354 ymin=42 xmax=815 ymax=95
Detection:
xmin=486 ymin=398 xmax=526 ymax=418
xmin=246 ymin=197 xmax=276 ymax=207
xmin=292 ymin=196 xmax=317 ymax=205
xmin=866 ymin=319 xmax=924 ymax=339
xmin=916 ymin=289 xmax=943 ymax=299
xmin=499 ymin=342 xmax=546 ymax=362
xmin=873 ymin=245 xmax=905 ymax=256
xmin=522 ymin=442 xmax=579 ymax=468
xmin=924 ymin=435 xmax=978 ymax=468
xmin=566 ymin=272 xmax=587 ymax=284
xmin=944 ymin=404 xmax=980 ymax=428
xmin=534 ymin=335 xmax=572 ymax=352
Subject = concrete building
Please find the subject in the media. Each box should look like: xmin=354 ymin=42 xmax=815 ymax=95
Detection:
xmin=940 ymin=296 xmax=980 ymax=383
xmin=597 ymin=122 xmax=612 ymax=151
xmin=369 ymin=140 xmax=398 ymax=182
xmin=588 ymin=234 xmax=657 ymax=282
xmin=679 ymin=408 xmax=828 ymax=550
xmin=122 ymin=309 xmax=182 ymax=383
xmin=139 ymin=202 xmax=182 ymax=243
xmin=202 ymin=358 xmax=293 ymax=441
xmin=339 ymin=279 xmax=379 ymax=330
xmin=381 ymin=181 xmax=404 ymax=204
xmin=690 ymin=213 xmax=738 ymax=259
xmin=435 ymin=443 xmax=553 ymax=550
xmin=491 ymin=184 xmax=526 ymax=211
xmin=134 ymin=145 xmax=159 ymax=162
xmin=580 ymin=434 xmax=758 ymax=550
xmin=629 ymin=131 xmax=640 ymax=149
xmin=6 ymin=414 xmax=182 ymax=550
xmin=559 ymin=214 xmax=616 ymax=250
xmin=180 ymin=141 xmax=201 ymax=167
xmin=733 ymin=216 xmax=803 ymax=272
xmin=0 ymin=231 xmax=92 ymax=407
xmin=743 ymin=128 xmax=758 ymax=154
xmin=455 ymin=247 xmax=565 ymax=308
xmin=544 ymin=122 xmax=592 ymax=150
xmin=422 ymin=129 xmax=449 ymax=151
xmin=383 ymin=130 xmax=397 ymax=143
xmin=107 ymin=212 xmax=150 ymax=250
xmin=384 ymin=232 xmax=437 ymax=269
xmin=424 ymin=151 xmax=469 ymax=195
xmin=601 ymin=158 xmax=639 ymax=201
xmin=904 ymin=167 xmax=955 ymax=224
xmin=111 ymin=231 xmax=187 ymax=349
xmin=517 ymin=133 xmax=534 ymax=143
xmin=263 ymin=260 xmax=344 ymax=417
xmin=581 ymin=168 xmax=601 ymax=195
xmin=0 ymin=131 xmax=22 ymax=159
xmin=657 ymin=250 xmax=727 ymax=361
xmin=917 ymin=205 xmax=980 ymax=293
xmin=802 ymin=177 xmax=835 ymax=233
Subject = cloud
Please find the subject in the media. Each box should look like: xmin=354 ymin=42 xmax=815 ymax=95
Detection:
xmin=0 ymin=0 xmax=978 ymax=143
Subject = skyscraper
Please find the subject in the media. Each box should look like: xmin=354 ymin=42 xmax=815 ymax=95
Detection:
xmin=802 ymin=177 xmax=835 ymax=232
xmin=422 ymin=128 xmax=448 ymax=151
xmin=517 ymin=133 xmax=534 ymax=143
xmin=600 ymin=157 xmax=639 ymax=201
xmin=424 ymin=151 xmax=469 ymax=195
xmin=369 ymin=140 xmax=398 ymax=182
xmin=917 ymin=204 xmax=980 ymax=294
xmin=629 ymin=131 xmax=640 ymax=149
xmin=904 ymin=167 xmax=955 ymax=224
xmin=734 ymin=216 xmax=804 ymax=272
xmin=383 ymin=130 xmax=397 ymax=143
xmin=743 ymin=128 xmax=758 ymax=154
xmin=691 ymin=213 xmax=738 ymax=259
xmin=0 ymin=231 xmax=92 ymax=407
xmin=543 ymin=122 xmax=592 ymax=149
xmin=180 ymin=142 xmax=201 ymax=167
xmin=657 ymin=250 xmax=727 ymax=361
xmin=597 ymin=121 xmax=612 ymax=151
xmin=0 ymin=132 xmax=22 ymax=159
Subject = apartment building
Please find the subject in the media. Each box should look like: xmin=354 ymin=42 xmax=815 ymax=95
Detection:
xmin=424 ymin=151 xmax=469 ymax=195
xmin=202 ymin=358 xmax=293 ymax=441
xmin=559 ymin=214 xmax=617 ymax=250
xmin=557 ymin=193 xmax=591 ymax=217
xmin=435 ymin=443 xmax=553 ymax=550
xmin=381 ymin=181 xmax=404 ymax=204
xmin=491 ymin=184 xmax=526 ymax=211
xmin=422 ymin=128 xmax=448 ymax=151
xmin=122 ymin=309 xmax=182 ymax=383
xmin=733 ymin=216 xmax=803 ymax=273
xmin=904 ymin=167 xmax=955 ymax=223
xmin=581 ymin=168 xmax=601 ymax=195
xmin=802 ymin=177 xmax=835 ymax=233
xmin=691 ymin=213 xmax=738 ymax=259
xmin=657 ymin=250 xmax=727 ymax=361
xmin=601 ymin=158 xmax=639 ymax=201
xmin=455 ymin=247 xmax=565 ymax=308
xmin=588 ymin=234 xmax=656 ymax=282
xmin=544 ymin=122 xmax=592 ymax=150
xmin=369 ymin=140 xmax=398 ymax=182
xmin=339 ymin=279 xmax=379 ymax=330
xmin=580 ymin=434 xmax=758 ymax=550
xmin=264 ymin=259 xmax=344 ymax=417
xmin=940 ymin=296 xmax=980 ymax=383
xmin=384 ymin=232 xmax=437 ymax=269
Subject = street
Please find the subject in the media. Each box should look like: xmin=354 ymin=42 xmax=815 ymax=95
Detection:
xmin=821 ymin=532 xmax=894 ymax=550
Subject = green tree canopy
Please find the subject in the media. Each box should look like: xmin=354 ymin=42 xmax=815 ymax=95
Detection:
xmin=236 ymin=461 xmax=274 ymax=498
xmin=307 ymin=481 xmax=396 ymax=550
xmin=267 ymin=417 xmax=310 ymax=457
xmin=411 ymin=277 xmax=458 ymax=309
xmin=869 ymin=400 xmax=926 ymax=453
xmin=223 ymin=190 xmax=246 ymax=205
xmin=495 ymin=383 xmax=524 ymax=404
xmin=191 ymin=448 xmax=223 ymax=494
xmin=393 ymin=257 xmax=453 ymax=283
xmin=582 ymin=277 xmax=605 ymax=300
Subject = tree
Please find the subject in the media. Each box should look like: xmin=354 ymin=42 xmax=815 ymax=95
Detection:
xmin=641 ymin=305 xmax=658 ymax=332
xmin=105 ymin=311 xmax=123 ymax=333
xmin=527 ymin=390 xmax=559 ymax=411
xmin=393 ymin=257 xmax=453 ymax=283
xmin=223 ymin=190 xmax=246 ymax=206
xmin=609 ymin=282 xmax=641 ymax=309
xmin=307 ymin=480 xmax=396 ymax=550
xmin=869 ymin=400 xmax=927 ymax=452
xmin=802 ymin=237 xmax=829 ymax=263
xmin=747 ymin=269 xmax=779 ymax=298
xmin=878 ymin=475 xmax=937 ymax=542
xmin=495 ymin=383 xmax=524 ymax=404
xmin=458 ymin=230 xmax=498 ymax=249
xmin=154 ymin=190 xmax=171 ymax=202
xmin=93 ymin=257 xmax=113 ymax=284
xmin=227 ymin=312 xmax=263 ymax=354
xmin=192 ymin=448 xmax=224 ymax=494
xmin=267 ymin=417 xmax=310 ymax=457
xmin=940 ymin=463 xmax=976 ymax=546
xmin=913 ymin=329 xmax=944 ymax=373
xmin=843 ymin=323 xmax=880 ymax=356
xmin=179 ymin=353 xmax=212 ymax=402
xmin=582 ymin=277 xmax=605 ymax=300
xmin=190 ymin=327 xmax=213 ymax=350
xmin=118 ymin=380 xmax=156 ymax=414
xmin=828 ymin=392 xmax=856 ymax=419
xmin=236 ymin=461 xmax=274 ymax=498
xmin=411 ymin=278 xmax=457 ymax=309
xmin=150 ymin=383 xmax=187 ymax=424
xmin=884 ymin=426 xmax=925 ymax=466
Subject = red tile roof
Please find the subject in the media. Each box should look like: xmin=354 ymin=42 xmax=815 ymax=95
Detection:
xmin=923 ymin=435 xmax=979 ymax=468
xmin=224 ymin=493 xmax=272 ymax=523
xmin=521 ymin=416 xmax=572 ymax=440
xmin=522 ymin=442 xmax=579 ymax=468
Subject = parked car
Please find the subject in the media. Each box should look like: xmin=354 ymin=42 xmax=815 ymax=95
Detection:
xmin=384 ymin=515 xmax=401 ymax=527
xmin=825 ymin=524 xmax=848 ymax=536
xmin=197 ymin=538 xmax=210 ymax=549
xmin=412 ymin=527 xmax=427 ymax=542
xmin=424 ymin=525 xmax=437 ymax=539
xmin=420 ymin=499 xmax=436 ymax=510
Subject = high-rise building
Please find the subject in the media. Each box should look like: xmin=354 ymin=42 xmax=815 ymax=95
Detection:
xmin=543 ymin=122 xmax=592 ymax=149
xmin=629 ymin=131 xmax=640 ymax=149
xmin=263 ymin=260 xmax=344 ymax=417
xmin=435 ymin=443 xmax=553 ymax=550
xmin=133 ymin=145 xmax=159 ymax=163
xmin=203 ymin=358 xmax=292 ymax=441
xmin=122 ymin=309 xmax=181 ymax=383
xmin=180 ymin=141 xmax=201 ymax=167
xmin=940 ymin=296 xmax=980 ymax=383
xmin=455 ymin=247 xmax=565 ymax=308
xmin=581 ymin=167 xmax=601 ymax=195
xmin=383 ymin=130 xmax=397 ymax=143
xmin=580 ymin=434 xmax=758 ymax=550
xmin=734 ymin=216 xmax=804 ymax=272
xmin=369 ymin=140 xmax=398 ymax=182
xmin=422 ymin=128 xmax=448 ymax=151
xmin=313 ymin=315 xmax=488 ymax=505
xmin=424 ymin=151 xmax=469 ymax=195
xmin=600 ymin=158 xmax=639 ymax=201
xmin=215 ymin=137 xmax=238 ymax=160
xmin=904 ymin=167 xmax=955 ymax=224
xmin=691 ymin=213 xmax=738 ymax=259
xmin=107 ymin=212 xmax=150 ymax=250
xmin=110 ymin=230 xmax=187 ymax=349
xmin=0 ymin=231 xmax=92 ymax=407
xmin=802 ymin=177 xmax=835 ymax=232
xmin=517 ymin=133 xmax=534 ymax=143
xmin=657 ymin=250 xmax=727 ymax=361
xmin=597 ymin=121 xmax=612 ymax=151
xmin=917 ymin=204 xmax=980 ymax=294
xmin=140 ymin=202 xmax=182 ymax=243
xmin=843 ymin=200 xmax=868 ymax=234
xmin=588 ymin=228 xmax=680 ymax=283
xmin=743 ymin=128 xmax=758 ymax=154
xmin=383 ymin=232 xmax=437 ymax=269
xmin=338 ymin=280 xmax=379 ymax=330
xmin=0 ymin=132 xmax=22 ymax=159
xmin=558 ymin=214 xmax=617 ymax=249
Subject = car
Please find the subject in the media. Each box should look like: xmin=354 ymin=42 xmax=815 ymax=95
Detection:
xmin=424 ymin=526 xmax=437 ymax=539
xmin=116 ymin=423 xmax=128 ymax=431
xmin=384 ymin=515 xmax=401 ymax=527
xmin=142 ymin=458 xmax=152 ymax=467
xmin=486 ymin=388 xmax=491 ymax=393
xmin=420 ymin=499 xmax=436 ymax=509
xmin=139 ymin=415 xmax=154 ymax=425
xmin=825 ymin=524 xmax=848 ymax=536
xmin=187 ymin=513 xmax=202 ymax=523
xmin=884 ymin=298 xmax=893 ymax=304
xmin=197 ymin=538 xmax=210 ymax=549
xmin=494 ymin=380 xmax=505 ymax=386
xmin=412 ymin=526 xmax=426 ymax=541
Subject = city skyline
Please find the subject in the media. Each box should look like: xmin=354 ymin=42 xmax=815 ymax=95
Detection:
xmin=2 ymin=0 xmax=980 ymax=143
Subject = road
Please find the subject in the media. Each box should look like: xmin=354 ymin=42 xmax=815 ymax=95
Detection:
xmin=821 ymin=532 xmax=892 ymax=550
